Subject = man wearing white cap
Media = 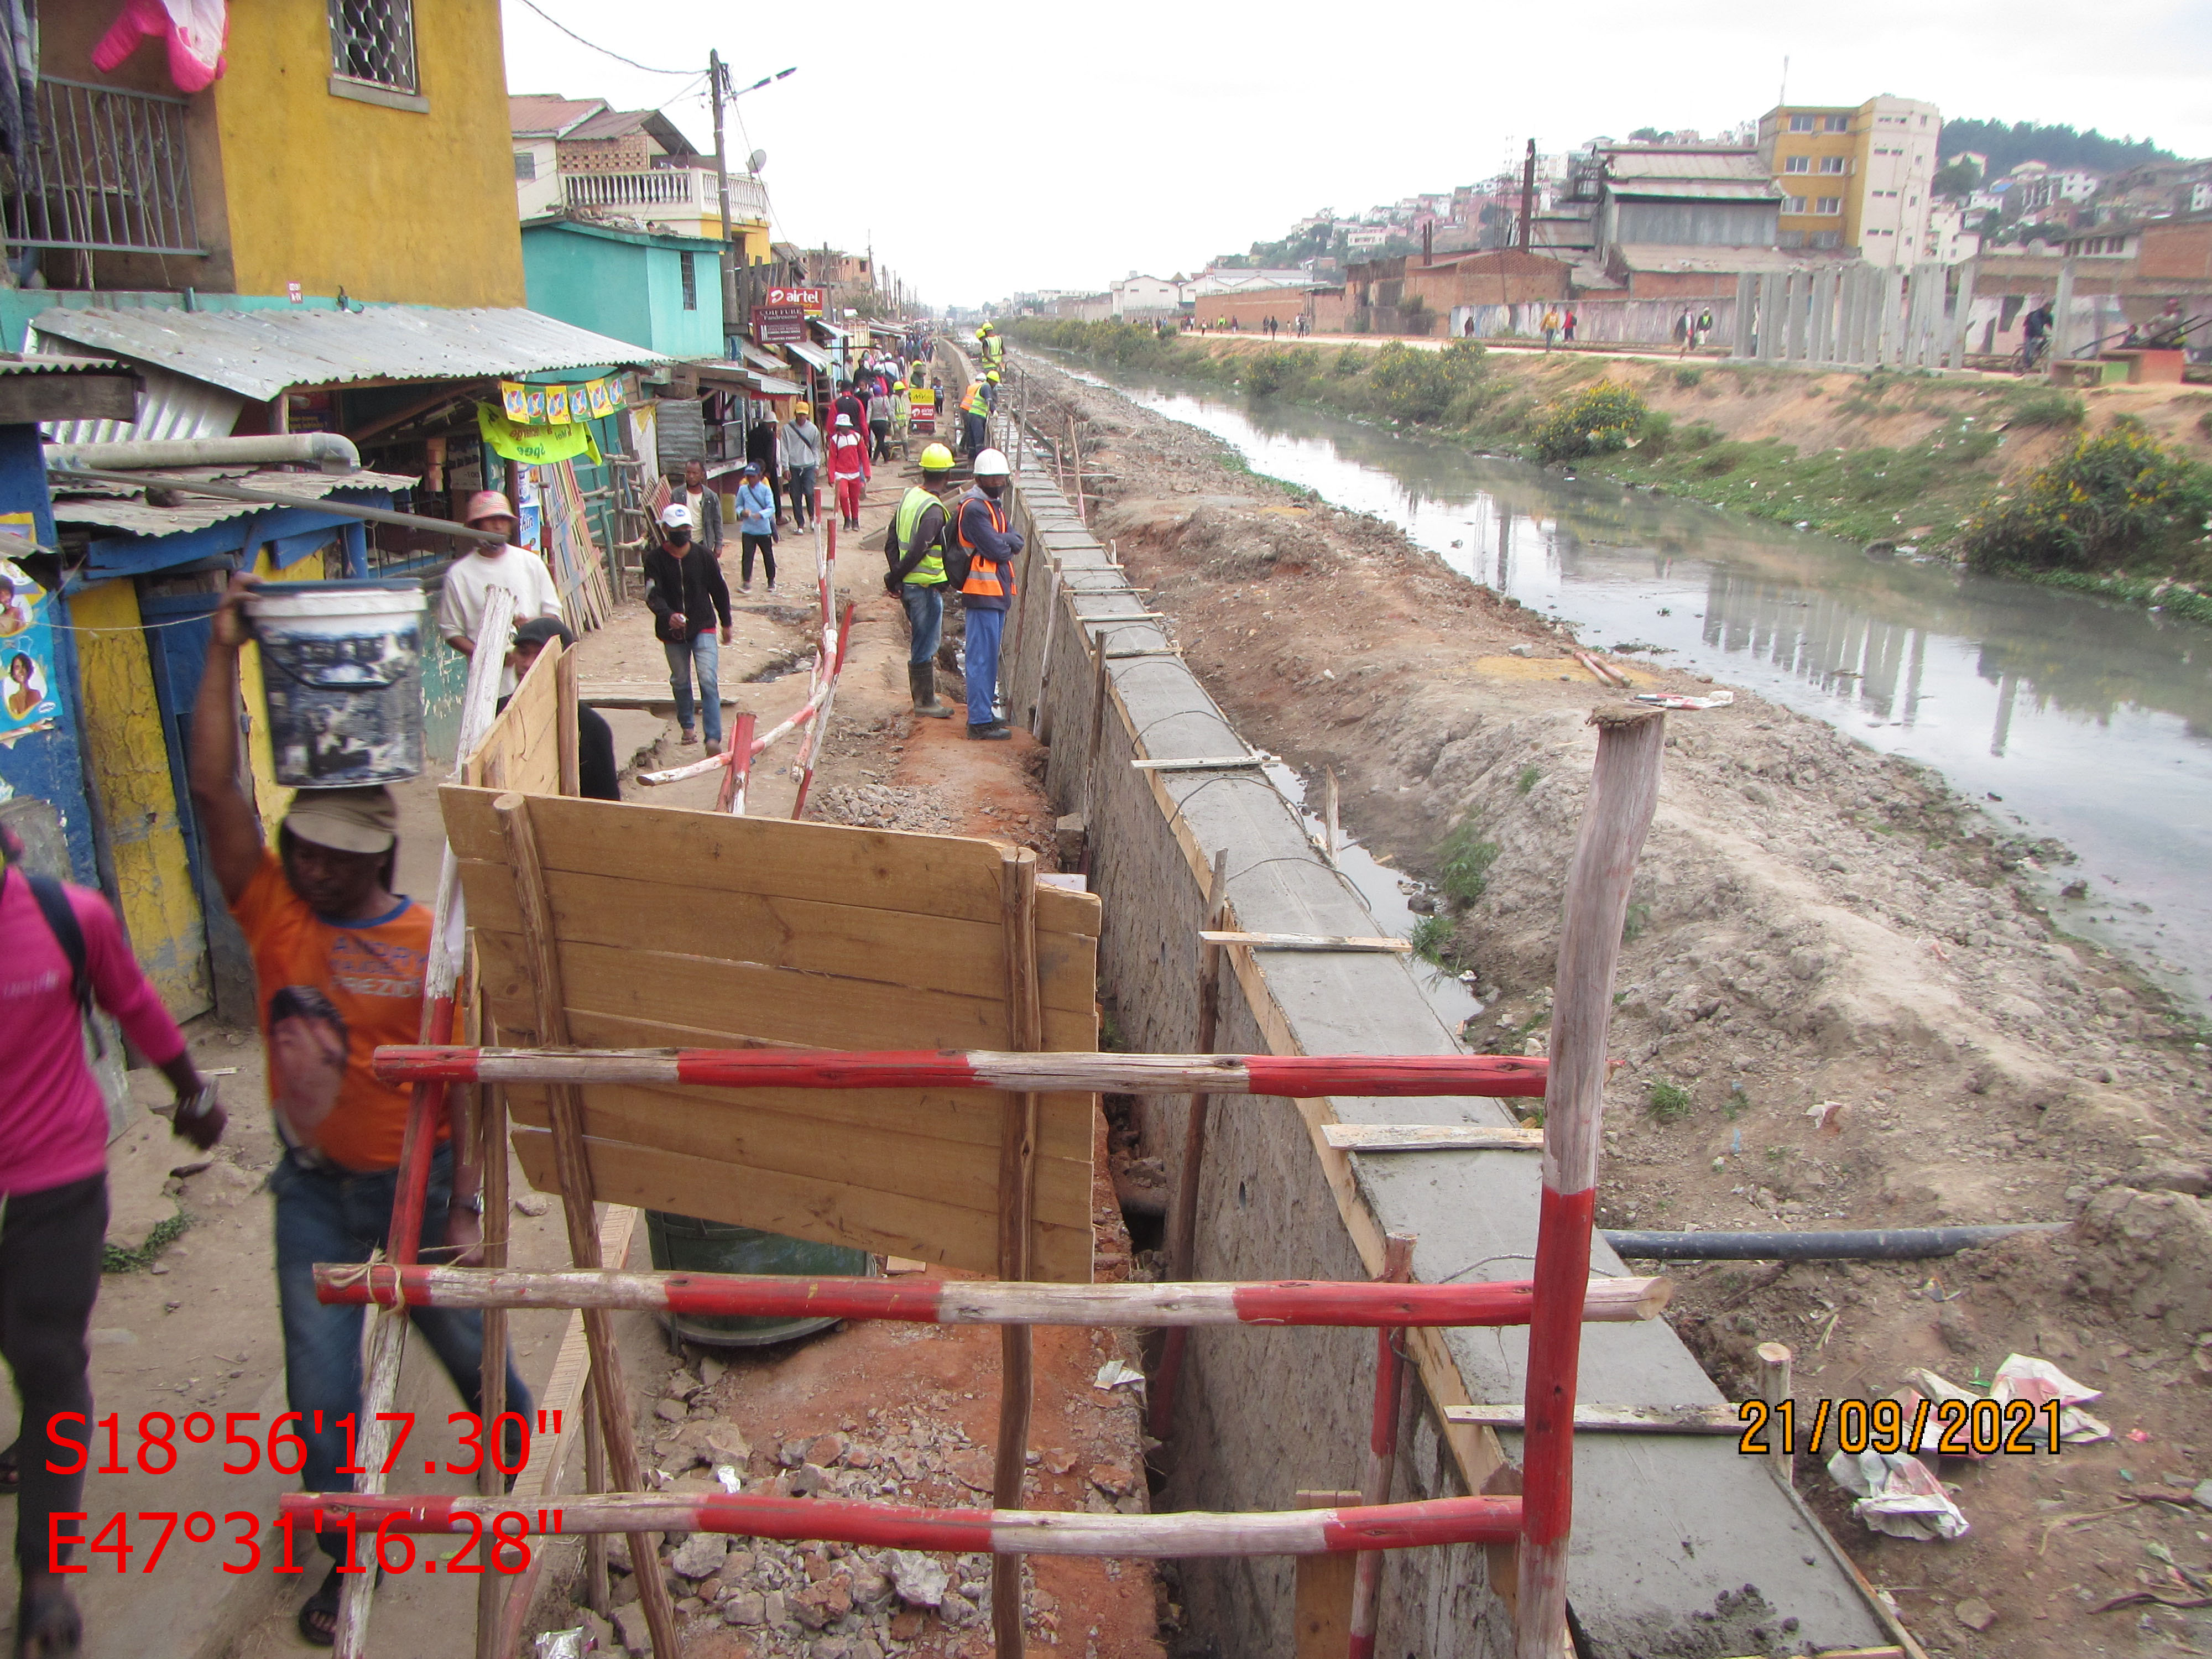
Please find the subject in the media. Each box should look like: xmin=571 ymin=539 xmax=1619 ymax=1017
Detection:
xmin=189 ymin=573 xmax=530 ymax=1645
xmin=642 ymin=503 xmax=733 ymax=752
xmin=437 ymin=491 xmax=564 ymax=696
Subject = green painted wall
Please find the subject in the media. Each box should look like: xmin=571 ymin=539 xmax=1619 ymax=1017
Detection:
xmin=521 ymin=224 xmax=723 ymax=359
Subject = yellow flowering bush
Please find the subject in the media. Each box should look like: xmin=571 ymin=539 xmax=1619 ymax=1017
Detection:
xmin=1959 ymin=424 xmax=2212 ymax=572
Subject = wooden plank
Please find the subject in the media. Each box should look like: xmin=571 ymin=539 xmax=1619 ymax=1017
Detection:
xmin=460 ymin=866 xmax=1098 ymax=1014
xmin=502 ymin=1082 xmax=1093 ymax=1233
xmin=444 ymin=784 xmax=1100 ymax=937
xmin=510 ymin=1130 xmax=1094 ymax=1282
xmin=1446 ymin=1403 xmax=1743 ymax=1434
xmin=1293 ymin=1491 xmax=1363 ymax=1658
xmin=1200 ymin=931 xmax=1412 ymax=953
xmin=474 ymin=932 xmax=1098 ymax=1055
xmin=1323 ymin=1124 xmax=1545 ymax=1152
xmin=1131 ymin=756 xmax=1264 ymax=773
xmin=509 ymin=1204 xmax=641 ymax=1504
xmin=580 ymin=683 xmax=741 ymax=708
xmin=993 ymin=847 xmax=1043 ymax=1658
xmin=0 ymin=371 xmax=138 ymax=424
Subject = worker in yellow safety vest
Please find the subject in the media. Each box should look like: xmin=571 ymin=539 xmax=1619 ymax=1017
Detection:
xmin=975 ymin=324 xmax=1004 ymax=372
xmin=882 ymin=443 xmax=958 ymax=718
xmin=959 ymin=374 xmax=992 ymax=458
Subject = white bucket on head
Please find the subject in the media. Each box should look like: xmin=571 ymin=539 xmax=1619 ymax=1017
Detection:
xmin=246 ymin=580 xmax=428 ymax=786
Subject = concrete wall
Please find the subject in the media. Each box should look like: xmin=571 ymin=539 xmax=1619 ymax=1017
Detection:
xmin=959 ymin=343 xmax=1897 ymax=1659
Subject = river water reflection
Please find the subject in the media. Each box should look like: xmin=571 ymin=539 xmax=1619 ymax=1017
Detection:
xmin=1060 ymin=359 xmax=2212 ymax=1011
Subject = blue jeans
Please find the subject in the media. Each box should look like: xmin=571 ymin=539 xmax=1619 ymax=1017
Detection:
xmin=665 ymin=630 xmax=722 ymax=743
xmin=964 ymin=604 xmax=1004 ymax=726
xmin=900 ymin=582 xmax=944 ymax=666
xmin=787 ymin=467 xmax=817 ymax=525
xmin=271 ymin=1148 xmax=531 ymax=1564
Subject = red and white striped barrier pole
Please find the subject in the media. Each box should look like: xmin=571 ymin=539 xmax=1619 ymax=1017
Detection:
xmin=790 ymin=599 xmax=855 ymax=819
xmin=370 ymin=1047 xmax=1551 ymax=1099
xmin=1348 ymin=1234 xmax=1416 ymax=1657
xmin=311 ymin=1264 xmax=1671 ymax=1327
xmin=714 ymin=712 xmax=758 ymax=816
xmin=280 ymin=1490 xmax=1525 ymax=1557
xmin=1516 ymin=709 xmax=1665 ymax=1659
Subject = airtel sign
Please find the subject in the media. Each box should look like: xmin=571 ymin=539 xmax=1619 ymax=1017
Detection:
xmin=766 ymin=285 xmax=825 ymax=313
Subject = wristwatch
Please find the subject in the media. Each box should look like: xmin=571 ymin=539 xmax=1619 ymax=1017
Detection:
xmin=455 ymin=1192 xmax=486 ymax=1216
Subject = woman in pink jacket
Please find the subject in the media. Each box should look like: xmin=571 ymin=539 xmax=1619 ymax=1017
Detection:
xmin=829 ymin=412 xmax=872 ymax=531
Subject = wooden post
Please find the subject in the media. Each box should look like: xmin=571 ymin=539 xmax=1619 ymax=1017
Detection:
xmin=555 ymin=643 xmax=580 ymax=797
xmin=494 ymin=793 xmax=681 ymax=1658
xmin=1515 ymin=707 xmax=1665 ymax=1659
xmin=1149 ymin=847 xmax=1232 ymax=1442
xmin=334 ymin=586 xmax=513 ymax=1659
xmin=1030 ymin=558 xmax=1062 ymax=742
xmin=993 ymin=847 xmax=1044 ymax=1657
xmin=1292 ymin=1489 xmax=1365 ymax=1656
xmin=475 ymin=1068 xmax=512 ymax=1659
xmin=1081 ymin=627 xmax=1110 ymax=824
xmin=1757 ymin=1341 xmax=1794 ymax=1488
xmin=1323 ymin=769 xmax=1342 ymax=864
xmin=1348 ymin=1234 xmax=1416 ymax=1658
xmin=714 ymin=712 xmax=758 ymax=816
xmin=1067 ymin=415 xmax=1087 ymax=524
xmin=583 ymin=1374 xmax=610 ymax=1616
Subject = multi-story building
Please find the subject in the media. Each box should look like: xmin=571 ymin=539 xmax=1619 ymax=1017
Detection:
xmin=1756 ymin=96 xmax=1941 ymax=266
xmin=509 ymin=93 xmax=771 ymax=266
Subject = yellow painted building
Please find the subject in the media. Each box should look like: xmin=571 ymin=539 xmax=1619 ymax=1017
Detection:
xmin=1757 ymin=97 xmax=1943 ymax=268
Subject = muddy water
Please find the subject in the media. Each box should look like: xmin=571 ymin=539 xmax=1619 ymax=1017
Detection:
xmin=1061 ymin=358 xmax=2212 ymax=1014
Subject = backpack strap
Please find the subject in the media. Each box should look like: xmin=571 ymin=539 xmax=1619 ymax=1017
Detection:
xmin=20 ymin=867 xmax=95 ymax=1030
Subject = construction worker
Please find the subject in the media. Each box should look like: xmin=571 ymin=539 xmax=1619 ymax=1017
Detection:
xmin=984 ymin=369 xmax=1002 ymax=410
xmin=978 ymin=324 xmax=1005 ymax=372
xmin=891 ymin=380 xmax=912 ymax=457
xmin=959 ymin=373 xmax=992 ymax=459
xmin=882 ymin=442 xmax=958 ymax=718
xmin=955 ymin=447 xmax=1022 ymax=739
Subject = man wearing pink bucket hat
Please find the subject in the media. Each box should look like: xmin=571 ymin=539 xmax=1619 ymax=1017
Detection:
xmin=437 ymin=491 xmax=564 ymax=697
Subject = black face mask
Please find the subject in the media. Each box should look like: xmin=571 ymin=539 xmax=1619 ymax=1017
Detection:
xmin=978 ymin=478 xmax=1006 ymax=499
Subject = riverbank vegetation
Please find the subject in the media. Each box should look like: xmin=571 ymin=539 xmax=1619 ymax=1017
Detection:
xmin=1013 ymin=320 xmax=2212 ymax=607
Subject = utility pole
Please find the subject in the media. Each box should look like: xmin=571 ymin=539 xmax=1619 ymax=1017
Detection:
xmin=709 ymin=50 xmax=739 ymax=341
xmin=1517 ymin=138 xmax=1537 ymax=253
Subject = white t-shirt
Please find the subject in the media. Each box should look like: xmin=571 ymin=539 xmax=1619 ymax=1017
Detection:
xmin=437 ymin=545 xmax=564 ymax=695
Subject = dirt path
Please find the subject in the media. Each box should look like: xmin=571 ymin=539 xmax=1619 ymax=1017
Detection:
xmin=1017 ymin=349 xmax=2212 ymax=1659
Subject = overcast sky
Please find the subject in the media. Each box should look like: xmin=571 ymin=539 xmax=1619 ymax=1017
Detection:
xmin=501 ymin=0 xmax=2212 ymax=309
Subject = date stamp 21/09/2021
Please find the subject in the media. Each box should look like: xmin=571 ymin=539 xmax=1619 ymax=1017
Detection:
xmin=1737 ymin=1395 xmax=2068 ymax=1458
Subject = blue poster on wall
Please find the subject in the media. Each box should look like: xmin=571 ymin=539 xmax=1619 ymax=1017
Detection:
xmin=0 ymin=549 xmax=61 ymax=744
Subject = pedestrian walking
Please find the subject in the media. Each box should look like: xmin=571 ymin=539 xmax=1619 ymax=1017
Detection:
xmin=1563 ymin=307 xmax=1578 ymax=344
xmin=954 ymin=447 xmax=1022 ymax=739
xmin=188 ymin=578 xmax=528 ymax=1646
xmin=1697 ymin=307 xmax=1714 ymax=347
xmin=1 ymin=823 xmax=220 ymax=1658
xmin=883 ymin=442 xmax=958 ymax=719
xmin=832 ymin=381 xmax=868 ymax=443
xmin=781 ymin=403 xmax=822 ymax=530
xmin=436 ymin=492 xmax=565 ymax=697
xmin=745 ymin=415 xmax=784 ymax=526
xmin=1541 ymin=307 xmax=1560 ymax=350
xmin=830 ymin=411 xmax=871 ymax=530
xmin=676 ymin=459 xmax=723 ymax=559
xmin=643 ymin=504 xmax=733 ymax=752
xmin=508 ymin=618 xmax=619 ymax=800
xmin=868 ymin=383 xmax=894 ymax=462
xmin=892 ymin=380 xmax=912 ymax=458
xmin=734 ymin=461 xmax=778 ymax=594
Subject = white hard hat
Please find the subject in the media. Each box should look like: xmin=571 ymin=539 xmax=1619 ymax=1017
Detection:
xmin=660 ymin=503 xmax=692 ymax=529
xmin=972 ymin=448 xmax=1010 ymax=478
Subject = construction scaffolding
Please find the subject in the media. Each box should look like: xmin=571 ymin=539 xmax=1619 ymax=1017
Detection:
xmin=289 ymin=692 xmax=1673 ymax=1657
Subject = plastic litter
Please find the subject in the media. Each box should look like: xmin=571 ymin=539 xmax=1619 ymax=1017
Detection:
xmin=1990 ymin=1353 xmax=2112 ymax=1445
xmin=1094 ymin=1358 xmax=1145 ymax=1391
xmin=1631 ymin=689 xmax=1735 ymax=711
xmin=534 ymin=1630 xmax=589 ymax=1659
xmin=1825 ymin=1448 xmax=1969 ymax=1541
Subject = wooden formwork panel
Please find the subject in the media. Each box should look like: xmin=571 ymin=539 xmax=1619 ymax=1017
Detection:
xmin=464 ymin=635 xmax=567 ymax=795
xmin=441 ymin=785 xmax=1100 ymax=1281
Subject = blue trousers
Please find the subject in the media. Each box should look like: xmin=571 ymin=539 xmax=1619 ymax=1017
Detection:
xmin=964 ymin=604 xmax=1004 ymax=727
xmin=900 ymin=582 xmax=944 ymax=666
xmin=665 ymin=629 xmax=722 ymax=744
xmin=272 ymin=1149 xmax=531 ymax=1563
xmin=963 ymin=412 xmax=987 ymax=456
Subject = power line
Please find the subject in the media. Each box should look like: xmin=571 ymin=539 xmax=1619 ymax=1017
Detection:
xmin=510 ymin=0 xmax=694 ymax=76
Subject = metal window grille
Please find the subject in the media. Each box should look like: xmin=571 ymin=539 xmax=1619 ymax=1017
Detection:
xmin=328 ymin=0 xmax=419 ymax=93
xmin=5 ymin=78 xmax=202 ymax=255
xmin=514 ymin=151 xmax=536 ymax=182
xmin=680 ymin=252 xmax=697 ymax=311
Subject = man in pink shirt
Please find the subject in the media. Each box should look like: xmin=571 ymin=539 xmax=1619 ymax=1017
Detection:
xmin=0 ymin=824 xmax=220 ymax=1657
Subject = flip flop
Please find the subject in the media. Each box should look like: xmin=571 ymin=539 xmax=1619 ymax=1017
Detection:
xmin=0 ymin=1439 xmax=18 ymax=1493
xmin=296 ymin=1566 xmax=343 ymax=1648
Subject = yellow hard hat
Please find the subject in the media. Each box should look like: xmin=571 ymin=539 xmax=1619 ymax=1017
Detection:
xmin=893 ymin=381 xmax=906 ymax=392
xmin=986 ymin=371 xmax=1000 ymax=383
xmin=919 ymin=442 xmax=956 ymax=471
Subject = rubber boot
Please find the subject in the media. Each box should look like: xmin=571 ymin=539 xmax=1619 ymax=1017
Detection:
xmin=909 ymin=662 xmax=952 ymax=719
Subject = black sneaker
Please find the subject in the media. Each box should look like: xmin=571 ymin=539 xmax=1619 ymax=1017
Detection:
xmin=967 ymin=721 xmax=1012 ymax=741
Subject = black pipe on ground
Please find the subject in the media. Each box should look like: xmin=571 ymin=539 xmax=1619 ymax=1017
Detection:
xmin=1600 ymin=1223 xmax=2068 ymax=1261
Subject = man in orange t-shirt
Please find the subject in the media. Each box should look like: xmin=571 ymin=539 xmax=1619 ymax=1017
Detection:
xmin=191 ymin=572 xmax=529 ymax=1647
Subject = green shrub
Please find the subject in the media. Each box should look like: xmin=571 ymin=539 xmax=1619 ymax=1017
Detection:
xmin=1435 ymin=820 xmax=1501 ymax=903
xmin=2007 ymin=389 xmax=2088 ymax=429
xmin=1673 ymin=364 xmax=1704 ymax=389
xmin=1621 ymin=901 xmax=1652 ymax=942
xmin=2198 ymin=408 xmax=2212 ymax=442
xmin=1677 ymin=420 xmax=1723 ymax=451
xmin=1646 ymin=1080 xmax=1694 ymax=1123
xmin=105 ymin=1212 xmax=188 ymax=1274
xmin=1244 ymin=347 xmax=1316 ymax=397
xmin=1638 ymin=411 xmax=1673 ymax=458
xmin=1532 ymin=382 xmax=1649 ymax=465
xmin=1366 ymin=339 xmax=1490 ymax=425
xmin=1959 ymin=425 xmax=2212 ymax=573
xmin=1408 ymin=913 xmax=1454 ymax=964
xmin=1333 ymin=345 xmax=1365 ymax=378
xmin=1515 ymin=764 xmax=1541 ymax=794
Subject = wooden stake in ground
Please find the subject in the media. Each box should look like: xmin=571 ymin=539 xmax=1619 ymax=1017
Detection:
xmin=993 ymin=847 xmax=1044 ymax=1657
xmin=333 ymin=586 xmax=513 ymax=1659
xmin=1515 ymin=708 xmax=1665 ymax=1659
xmin=1348 ymin=1234 xmax=1416 ymax=1657
xmin=475 ymin=1066 xmax=510 ymax=1659
xmin=494 ymin=792 xmax=681 ymax=1658
xmin=1150 ymin=847 xmax=1232 ymax=1443
xmin=1758 ymin=1342 xmax=1794 ymax=1487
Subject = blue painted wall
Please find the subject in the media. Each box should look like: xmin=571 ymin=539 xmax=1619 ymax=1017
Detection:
xmin=0 ymin=422 xmax=97 ymax=880
xmin=521 ymin=222 xmax=724 ymax=359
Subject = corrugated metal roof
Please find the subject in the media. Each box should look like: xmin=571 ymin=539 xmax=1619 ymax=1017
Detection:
xmin=509 ymin=94 xmax=607 ymax=138
xmin=1610 ymin=179 xmax=1784 ymax=201
xmin=34 ymin=356 xmax=243 ymax=449
xmin=1604 ymin=150 xmax=1769 ymax=182
xmin=29 ymin=306 xmax=671 ymax=404
xmin=0 ymin=353 xmax=126 ymax=374
xmin=50 ymin=467 xmax=416 ymax=538
xmin=737 ymin=342 xmax=785 ymax=374
xmin=752 ymin=372 xmax=805 ymax=396
xmin=1612 ymin=245 xmax=1844 ymax=273
xmin=782 ymin=341 xmax=831 ymax=372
